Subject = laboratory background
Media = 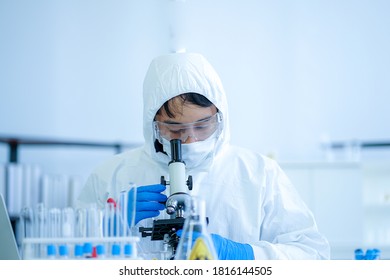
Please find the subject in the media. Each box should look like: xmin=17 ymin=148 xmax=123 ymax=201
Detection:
xmin=1 ymin=0 xmax=389 ymax=260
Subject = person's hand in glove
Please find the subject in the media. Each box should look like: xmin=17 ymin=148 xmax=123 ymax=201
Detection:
xmin=176 ymin=230 xmax=254 ymax=260
xmin=127 ymin=184 xmax=167 ymax=225
xmin=211 ymin=233 xmax=254 ymax=260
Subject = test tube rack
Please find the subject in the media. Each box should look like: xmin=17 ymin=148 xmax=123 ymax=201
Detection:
xmin=21 ymin=236 xmax=140 ymax=260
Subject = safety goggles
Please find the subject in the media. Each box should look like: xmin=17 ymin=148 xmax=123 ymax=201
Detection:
xmin=153 ymin=112 xmax=222 ymax=142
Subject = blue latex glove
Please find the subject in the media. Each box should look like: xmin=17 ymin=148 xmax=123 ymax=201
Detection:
xmin=175 ymin=229 xmax=217 ymax=260
xmin=211 ymin=234 xmax=254 ymax=260
xmin=128 ymin=184 xmax=167 ymax=225
xmin=176 ymin=230 xmax=254 ymax=260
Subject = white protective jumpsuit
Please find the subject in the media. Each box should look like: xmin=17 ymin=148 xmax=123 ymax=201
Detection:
xmin=77 ymin=52 xmax=330 ymax=260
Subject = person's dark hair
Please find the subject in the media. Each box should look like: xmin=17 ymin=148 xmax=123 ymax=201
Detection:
xmin=156 ymin=92 xmax=213 ymax=118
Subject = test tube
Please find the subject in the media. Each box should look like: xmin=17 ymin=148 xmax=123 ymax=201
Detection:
xmin=111 ymin=243 xmax=121 ymax=258
xmin=20 ymin=207 xmax=34 ymax=259
xmin=354 ymin=248 xmax=365 ymax=260
xmin=113 ymin=201 xmax=121 ymax=257
xmin=118 ymin=189 xmax=128 ymax=237
xmin=124 ymin=244 xmax=133 ymax=258
xmin=103 ymin=202 xmax=113 ymax=237
xmin=87 ymin=204 xmax=102 ymax=258
xmin=125 ymin=183 xmax=138 ymax=258
xmin=47 ymin=208 xmax=61 ymax=259
xmin=96 ymin=244 xmax=106 ymax=258
xmin=127 ymin=183 xmax=137 ymax=231
xmin=61 ymin=207 xmax=75 ymax=238
xmin=366 ymin=248 xmax=381 ymax=260
xmin=59 ymin=207 xmax=75 ymax=259
xmin=87 ymin=204 xmax=101 ymax=238
xmin=103 ymin=201 xmax=115 ymax=258
xmin=103 ymin=202 xmax=118 ymax=256
xmin=34 ymin=204 xmax=48 ymax=258
xmin=20 ymin=207 xmax=34 ymax=238
xmin=75 ymin=208 xmax=87 ymax=258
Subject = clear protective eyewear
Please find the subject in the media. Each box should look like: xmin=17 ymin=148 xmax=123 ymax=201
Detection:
xmin=153 ymin=112 xmax=222 ymax=142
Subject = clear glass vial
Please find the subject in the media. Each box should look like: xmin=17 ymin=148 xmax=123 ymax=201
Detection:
xmin=174 ymin=196 xmax=218 ymax=260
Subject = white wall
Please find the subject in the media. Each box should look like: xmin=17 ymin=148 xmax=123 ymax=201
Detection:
xmin=0 ymin=0 xmax=170 ymax=141
xmin=0 ymin=0 xmax=171 ymax=175
xmin=2 ymin=0 xmax=389 ymax=167
xmin=2 ymin=0 xmax=390 ymax=193
xmin=180 ymin=0 xmax=390 ymax=161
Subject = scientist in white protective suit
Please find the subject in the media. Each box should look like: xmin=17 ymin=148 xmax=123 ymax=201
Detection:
xmin=77 ymin=52 xmax=330 ymax=260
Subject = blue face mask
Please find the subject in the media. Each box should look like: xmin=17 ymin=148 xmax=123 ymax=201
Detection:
xmin=161 ymin=133 xmax=218 ymax=169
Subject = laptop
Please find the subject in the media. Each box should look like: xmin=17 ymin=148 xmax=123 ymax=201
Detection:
xmin=0 ymin=194 xmax=21 ymax=260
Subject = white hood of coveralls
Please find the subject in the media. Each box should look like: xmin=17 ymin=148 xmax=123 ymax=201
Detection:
xmin=142 ymin=53 xmax=230 ymax=166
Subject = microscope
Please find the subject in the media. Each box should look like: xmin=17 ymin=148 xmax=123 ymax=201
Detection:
xmin=139 ymin=139 xmax=193 ymax=258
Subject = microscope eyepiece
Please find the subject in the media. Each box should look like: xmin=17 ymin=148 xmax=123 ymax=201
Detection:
xmin=170 ymin=139 xmax=183 ymax=162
